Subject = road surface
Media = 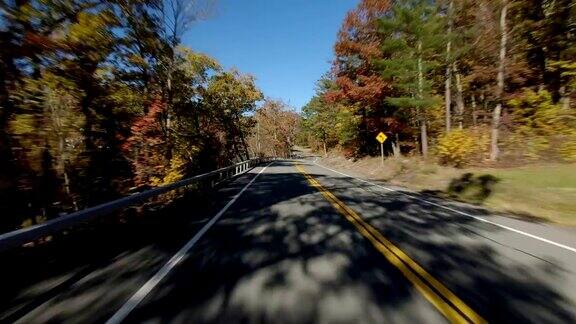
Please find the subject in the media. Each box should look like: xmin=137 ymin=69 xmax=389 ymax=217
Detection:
xmin=2 ymin=158 xmax=576 ymax=323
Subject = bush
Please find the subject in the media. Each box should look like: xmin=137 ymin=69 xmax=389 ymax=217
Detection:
xmin=436 ymin=129 xmax=476 ymax=167
xmin=560 ymin=131 xmax=576 ymax=162
xmin=151 ymin=156 xmax=186 ymax=186
xmin=507 ymin=89 xmax=576 ymax=161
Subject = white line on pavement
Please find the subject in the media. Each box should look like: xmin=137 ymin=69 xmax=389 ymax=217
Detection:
xmin=313 ymin=161 xmax=576 ymax=255
xmin=106 ymin=162 xmax=274 ymax=324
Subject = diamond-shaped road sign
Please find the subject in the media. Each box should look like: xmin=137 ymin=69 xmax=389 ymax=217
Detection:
xmin=376 ymin=132 xmax=387 ymax=144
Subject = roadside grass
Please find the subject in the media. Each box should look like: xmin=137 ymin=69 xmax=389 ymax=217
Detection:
xmin=482 ymin=165 xmax=576 ymax=225
xmin=317 ymin=150 xmax=576 ymax=226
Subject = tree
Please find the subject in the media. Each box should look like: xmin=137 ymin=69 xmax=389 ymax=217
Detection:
xmin=121 ymin=97 xmax=168 ymax=186
xmin=202 ymin=70 xmax=263 ymax=162
xmin=490 ymin=0 xmax=509 ymax=161
xmin=252 ymin=100 xmax=300 ymax=158
xmin=302 ymin=96 xmax=338 ymax=156
xmin=330 ymin=0 xmax=391 ymax=106
xmin=376 ymin=0 xmax=444 ymax=158
xmin=9 ymin=72 xmax=86 ymax=215
xmin=326 ymin=0 xmax=392 ymax=156
xmin=0 ymin=0 xmax=267 ymax=233
xmin=444 ymin=0 xmax=454 ymax=132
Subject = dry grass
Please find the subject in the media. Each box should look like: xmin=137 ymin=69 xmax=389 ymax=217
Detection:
xmin=317 ymin=150 xmax=576 ymax=226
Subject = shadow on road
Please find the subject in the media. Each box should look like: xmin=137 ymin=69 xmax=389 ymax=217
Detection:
xmin=0 ymin=172 xmax=259 ymax=323
xmin=122 ymin=162 xmax=576 ymax=324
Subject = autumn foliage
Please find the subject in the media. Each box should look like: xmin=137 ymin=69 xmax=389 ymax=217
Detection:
xmin=0 ymin=0 xmax=263 ymax=232
xmin=329 ymin=0 xmax=391 ymax=107
xmin=122 ymin=98 xmax=168 ymax=186
xmin=301 ymin=0 xmax=576 ymax=168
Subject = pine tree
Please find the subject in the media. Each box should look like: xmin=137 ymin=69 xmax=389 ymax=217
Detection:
xmin=376 ymin=0 xmax=444 ymax=157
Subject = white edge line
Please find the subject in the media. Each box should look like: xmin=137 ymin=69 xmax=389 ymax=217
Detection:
xmin=312 ymin=161 xmax=576 ymax=254
xmin=106 ymin=162 xmax=274 ymax=324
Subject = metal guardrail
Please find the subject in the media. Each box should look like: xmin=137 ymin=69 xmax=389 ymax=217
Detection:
xmin=0 ymin=158 xmax=269 ymax=253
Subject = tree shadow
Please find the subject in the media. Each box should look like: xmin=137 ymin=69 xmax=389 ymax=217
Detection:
xmin=446 ymin=172 xmax=500 ymax=204
xmin=419 ymin=172 xmax=550 ymax=224
xmin=1 ymin=163 xmax=575 ymax=323
xmin=0 ymin=170 xmax=264 ymax=323
xmin=121 ymin=164 xmax=576 ymax=324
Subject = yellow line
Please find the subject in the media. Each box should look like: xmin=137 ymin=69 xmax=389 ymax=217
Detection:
xmin=295 ymin=164 xmax=486 ymax=324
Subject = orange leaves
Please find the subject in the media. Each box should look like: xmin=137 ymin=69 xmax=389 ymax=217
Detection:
xmin=122 ymin=98 xmax=169 ymax=186
xmin=334 ymin=0 xmax=388 ymax=61
xmin=331 ymin=0 xmax=392 ymax=108
xmin=334 ymin=38 xmax=381 ymax=61
xmin=21 ymin=32 xmax=61 ymax=55
xmin=326 ymin=75 xmax=388 ymax=106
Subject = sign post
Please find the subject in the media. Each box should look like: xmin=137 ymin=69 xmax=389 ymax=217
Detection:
xmin=376 ymin=132 xmax=388 ymax=166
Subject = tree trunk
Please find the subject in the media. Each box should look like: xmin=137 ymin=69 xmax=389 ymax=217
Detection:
xmin=444 ymin=0 xmax=453 ymax=133
xmin=560 ymin=86 xmax=571 ymax=109
xmin=256 ymin=122 xmax=261 ymax=156
xmin=453 ymin=62 xmax=465 ymax=129
xmin=392 ymin=133 xmax=401 ymax=158
xmin=420 ymin=121 xmax=428 ymax=159
xmin=490 ymin=0 xmax=508 ymax=162
xmin=417 ymin=40 xmax=428 ymax=157
xmin=471 ymin=94 xmax=477 ymax=126
xmin=482 ymin=93 xmax=488 ymax=123
xmin=323 ymin=141 xmax=327 ymax=157
xmin=445 ymin=60 xmax=452 ymax=133
xmin=165 ymin=65 xmax=173 ymax=159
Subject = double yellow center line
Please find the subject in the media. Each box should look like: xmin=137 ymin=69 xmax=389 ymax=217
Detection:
xmin=295 ymin=164 xmax=486 ymax=324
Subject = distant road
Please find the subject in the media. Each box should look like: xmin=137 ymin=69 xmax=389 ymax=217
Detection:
xmin=3 ymin=159 xmax=576 ymax=323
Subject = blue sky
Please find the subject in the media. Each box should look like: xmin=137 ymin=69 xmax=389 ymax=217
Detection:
xmin=182 ymin=0 xmax=359 ymax=110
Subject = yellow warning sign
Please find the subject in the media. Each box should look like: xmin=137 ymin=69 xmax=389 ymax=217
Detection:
xmin=376 ymin=132 xmax=387 ymax=144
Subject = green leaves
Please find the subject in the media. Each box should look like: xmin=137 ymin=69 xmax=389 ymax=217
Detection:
xmin=376 ymin=0 xmax=444 ymax=113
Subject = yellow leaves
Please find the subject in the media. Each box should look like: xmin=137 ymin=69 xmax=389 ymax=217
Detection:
xmin=9 ymin=114 xmax=36 ymax=135
xmin=66 ymin=11 xmax=116 ymax=60
xmin=335 ymin=104 xmax=361 ymax=147
xmin=68 ymin=11 xmax=116 ymax=41
xmin=507 ymin=89 xmax=576 ymax=161
xmin=436 ymin=129 xmax=479 ymax=167
xmin=509 ymin=89 xmax=561 ymax=134
xmin=559 ymin=131 xmax=576 ymax=162
xmin=176 ymin=46 xmax=221 ymax=78
xmin=204 ymin=70 xmax=263 ymax=115
xmin=151 ymin=156 xmax=187 ymax=186
xmin=8 ymin=72 xmax=86 ymax=173
xmin=127 ymin=54 xmax=148 ymax=69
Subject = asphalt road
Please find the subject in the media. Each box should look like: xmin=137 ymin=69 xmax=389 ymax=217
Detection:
xmin=2 ymin=159 xmax=576 ymax=323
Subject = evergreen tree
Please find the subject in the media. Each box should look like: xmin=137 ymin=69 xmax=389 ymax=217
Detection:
xmin=376 ymin=0 xmax=444 ymax=157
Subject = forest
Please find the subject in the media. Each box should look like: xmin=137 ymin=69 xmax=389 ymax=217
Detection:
xmin=0 ymin=0 xmax=299 ymax=233
xmin=300 ymin=0 xmax=576 ymax=167
xmin=2 ymin=0 xmax=575 ymax=233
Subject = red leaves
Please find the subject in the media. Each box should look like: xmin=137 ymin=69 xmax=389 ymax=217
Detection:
xmin=325 ymin=75 xmax=388 ymax=107
xmin=21 ymin=32 xmax=61 ymax=57
xmin=331 ymin=0 xmax=392 ymax=108
xmin=121 ymin=98 xmax=169 ymax=185
xmin=335 ymin=0 xmax=390 ymax=61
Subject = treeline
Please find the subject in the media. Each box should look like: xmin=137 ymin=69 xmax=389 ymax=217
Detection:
xmin=0 ymin=0 xmax=264 ymax=232
xmin=300 ymin=0 xmax=576 ymax=166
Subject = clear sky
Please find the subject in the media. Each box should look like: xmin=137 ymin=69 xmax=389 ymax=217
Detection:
xmin=182 ymin=0 xmax=359 ymax=110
